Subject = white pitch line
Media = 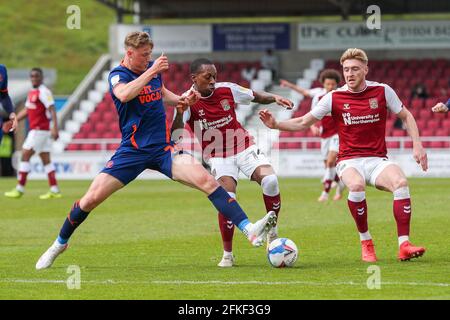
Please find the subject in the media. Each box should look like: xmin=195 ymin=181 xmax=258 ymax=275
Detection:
xmin=1 ymin=279 xmax=449 ymax=287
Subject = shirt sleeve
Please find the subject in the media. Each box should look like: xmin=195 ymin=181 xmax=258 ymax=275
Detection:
xmin=39 ymin=87 xmax=55 ymax=108
xmin=308 ymin=87 xmax=323 ymax=97
xmin=108 ymin=69 xmax=131 ymax=93
xmin=310 ymin=91 xmax=332 ymax=120
xmin=384 ymin=84 xmax=403 ymax=114
xmin=182 ymin=107 xmax=191 ymax=123
xmin=228 ymin=83 xmax=254 ymax=105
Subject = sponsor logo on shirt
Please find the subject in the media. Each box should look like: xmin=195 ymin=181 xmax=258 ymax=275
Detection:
xmin=138 ymin=85 xmax=162 ymax=104
xmin=342 ymin=112 xmax=380 ymax=126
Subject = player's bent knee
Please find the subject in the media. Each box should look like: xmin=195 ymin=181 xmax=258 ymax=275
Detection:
xmin=200 ymin=174 xmax=220 ymax=194
xmin=393 ymin=177 xmax=408 ymax=190
xmin=261 ymin=174 xmax=279 ymax=196
xmin=346 ymin=182 xmax=365 ymax=192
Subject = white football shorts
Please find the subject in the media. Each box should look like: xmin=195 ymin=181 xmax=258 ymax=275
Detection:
xmin=207 ymin=145 xmax=271 ymax=181
xmin=22 ymin=130 xmax=52 ymax=153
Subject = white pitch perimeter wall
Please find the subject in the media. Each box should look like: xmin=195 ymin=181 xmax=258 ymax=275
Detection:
xmin=17 ymin=150 xmax=450 ymax=180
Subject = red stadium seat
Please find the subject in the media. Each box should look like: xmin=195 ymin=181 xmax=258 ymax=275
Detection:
xmin=419 ymin=109 xmax=431 ymax=119
xmin=392 ymin=129 xmax=406 ymax=137
xmin=307 ymin=142 xmax=321 ymax=149
xmin=94 ymin=122 xmax=107 ymax=133
xmin=410 ymin=98 xmax=425 ymax=109
xmin=435 ymin=129 xmax=449 ymax=136
xmin=81 ymin=144 xmax=99 ymax=151
xmin=66 ymin=144 xmax=80 ymax=151
xmin=107 ymin=143 xmax=120 ymax=151
xmin=421 ymin=129 xmax=434 ymax=137
xmin=102 ymin=131 xmax=116 ymax=139
xmin=427 ymin=119 xmax=440 ymax=129
xmin=286 ymin=142 xmax=301 ymax=149
xmin=425 ymin=98 xmax=439 ymax=109
xmin=429 ymin=141 xmax=444 ymax=148
xmin=102 ymin=112 xmax=117 ymax=123
xmin=293 ymin=131 xmax=307 ymax=137
xmin=386 ymin=141 xmax=400 ymax=149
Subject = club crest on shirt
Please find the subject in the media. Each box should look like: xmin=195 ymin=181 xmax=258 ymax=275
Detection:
xmin=369 ymin=98 xmax=379 ymax=109
xmin=343 ymin=103 xmax=350 ymax=110
xmin=220 ymin=99 xmax=231 ymax=111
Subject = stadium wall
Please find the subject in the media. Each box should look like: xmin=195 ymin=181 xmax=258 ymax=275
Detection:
xmin=109 ymin=21 xmax=450 ymax=74
xmin=18 ymin=150 xmax=450 ymax=180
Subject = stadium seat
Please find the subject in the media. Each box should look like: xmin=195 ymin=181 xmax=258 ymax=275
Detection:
xmin=411 ymin=98 xmax=425 ymax=109
xmin=66 ymin=144 xmax=80 ymax=151
xmin=435 ymin=128 xmax=449 ymax=136
xmin=286 ymin=142 xmax=301 ymax=149
xmin=306 ymin=142 xmax=321 ymax=149
xmin=392 ymin=129 xmax=406 ymax=137
xmin=386 ymin=141 xmax=400 ymax=149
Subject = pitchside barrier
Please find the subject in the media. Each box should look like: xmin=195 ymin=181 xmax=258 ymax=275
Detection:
xmin=11 ymin=136 xmax=450 ymax=180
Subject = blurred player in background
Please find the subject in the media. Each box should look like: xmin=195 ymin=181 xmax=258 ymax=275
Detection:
xmin=172 ymin=58 xmax=293 ymax=267
xmin=0 ymin=64 xmax=18 ymax=141
xmin=431 ymin=98 xmax=450 ymax=113
xmin=4 ymin=68 xmax=60 ymax=200
xmin=260 ymin=48 xmax=427 ymax=262
xmin=35 ymin=32 xmax=276 ymax=270
xmin=280 ymin=69 xmax=346 ymax=202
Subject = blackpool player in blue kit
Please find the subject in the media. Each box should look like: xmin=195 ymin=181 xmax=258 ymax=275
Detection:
xmin=36 ymin=31 xmax=276 ymax=269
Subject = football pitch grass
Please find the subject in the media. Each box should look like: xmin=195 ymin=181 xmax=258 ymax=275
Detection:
xmin=0 ymin=177 xmax=449 ymax=300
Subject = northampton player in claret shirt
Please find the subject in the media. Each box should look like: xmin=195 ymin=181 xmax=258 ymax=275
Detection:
xmin=260 ymin=48 xmax=427 ymax=263
xmin=4 ymin=68 xmax=60 ymax=200
xmin=172 ymin=58 xmax=293 ymax=267
xmin=35 ymin=32 xmax=277 ymax=270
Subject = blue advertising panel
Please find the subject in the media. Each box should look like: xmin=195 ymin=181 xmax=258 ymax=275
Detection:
xmin=213 ymin=23 xmax=290 ymax=51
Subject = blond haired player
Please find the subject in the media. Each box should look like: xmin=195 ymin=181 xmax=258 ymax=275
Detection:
xmin=260 ymin=48 xmax=427 ymax=262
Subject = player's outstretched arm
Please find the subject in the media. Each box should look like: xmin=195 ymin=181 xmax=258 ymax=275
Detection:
xmin=253 ymin=91 xmax=294 ymax=109
xmin=397 ymin=107 xmax=428 ymax=171
xmin=15 ymin=108 xmax=28 ymax=122
xmin=49 ymin=105 xmax=59 ymax=140
xmin=259 ymin=109 xmax=318 ymax=131
xmin=114 ymin=55 xmax=169 ymax=103
xmin=279 ymin=79 xmax=310 ymax=97
xmin=431 ymin=100 xmax=449 ymax=113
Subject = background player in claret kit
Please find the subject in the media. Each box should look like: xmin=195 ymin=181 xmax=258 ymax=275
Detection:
xmin=0 ymin=64 xmax=18 ymax=141
xmin=4 ymin=68 xmax=61 ymax=200
xmin=172 ymin=58 xmax=294 ymax=267
xmin=260 ymin=48 xmax=427 ymax=262
xmin=35 ymin=32 xmax=276 ymax=270
xmin=280 ymin=69 xmax=346 ymax=202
